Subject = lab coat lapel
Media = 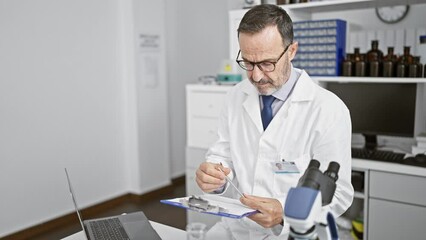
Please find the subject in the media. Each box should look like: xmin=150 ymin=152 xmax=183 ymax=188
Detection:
xmin=288 ymin=70 xmax=315 ymax=103
xmin=263 ymin=71 xmax=315 ymax=134
xmin=241 ymin=81 xmax=263 ymax=133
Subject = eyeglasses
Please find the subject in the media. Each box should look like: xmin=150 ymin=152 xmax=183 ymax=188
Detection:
xmin=235 ymin=44 xmax=291 ymax=72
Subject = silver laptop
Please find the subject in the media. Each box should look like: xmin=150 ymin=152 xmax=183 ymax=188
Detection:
xmin=65 ymin=168 xmax=162 ymax=240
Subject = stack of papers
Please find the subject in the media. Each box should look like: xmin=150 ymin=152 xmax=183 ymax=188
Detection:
xmin=161 ymin=194 xmax=257 ymax=219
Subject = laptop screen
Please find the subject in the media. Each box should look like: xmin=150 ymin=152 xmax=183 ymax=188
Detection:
xmin=65 ymin=168 xmax=89 ymax=240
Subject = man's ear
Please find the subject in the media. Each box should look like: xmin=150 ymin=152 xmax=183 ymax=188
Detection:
xmin=288 ymin=41 xmax=298 ymax=61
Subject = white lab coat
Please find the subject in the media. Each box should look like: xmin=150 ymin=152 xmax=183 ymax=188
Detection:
xmin=205 ymin=68 xmax=354 ymax=239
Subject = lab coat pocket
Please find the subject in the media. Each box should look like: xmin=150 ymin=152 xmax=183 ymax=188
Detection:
xmin=273 ymin=154 xmax=311 ymax=195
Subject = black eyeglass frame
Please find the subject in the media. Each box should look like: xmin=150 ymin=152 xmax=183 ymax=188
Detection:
xmin=235 ymin=43 xmax=292 ymax=72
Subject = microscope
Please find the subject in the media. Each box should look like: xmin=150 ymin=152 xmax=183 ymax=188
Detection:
xmin=284 ymin=159 xmax=340 ymax=240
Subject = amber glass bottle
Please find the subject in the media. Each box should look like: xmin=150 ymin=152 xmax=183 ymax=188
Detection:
xmin=366 ymin=40 xmax=384 ymax=77
xmin=342 ymin=54 xmax=353 ymax=76
xmin=396 ymin=46 xmax=414 ymax=77
xmin=353 ymin=48 xmax=366 ymax=77
xmin=413 ymin=56 xmax=423 ymax=78
xmin=408 ymin=58 xmax=419 ymax=78
xmin=382 ymin=47 xmax=397 ymax=77
xmin=424 ymin=64 xmax=426 ymax=78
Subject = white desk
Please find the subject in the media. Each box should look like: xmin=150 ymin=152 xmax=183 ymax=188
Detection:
xmin=61 ymin=221 xmax=186 ymax=240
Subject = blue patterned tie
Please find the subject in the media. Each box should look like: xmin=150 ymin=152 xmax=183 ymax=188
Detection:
xmin=261 ymin=95 xmax=275 ymax=130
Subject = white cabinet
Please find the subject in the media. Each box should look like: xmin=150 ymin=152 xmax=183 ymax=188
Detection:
xmin=368 ymin=171 xmax=426 ymax=239
xmin=368 ymin=199 xmax=426 ymax=240
xmin=369 ymin=171 xmax=426 ymax=206
xmin=186 ymin=85 xmax=232 ymax=149
xmin=351 ymin=160 xmax=426 ymax=240
xmin=185 ymin=84 xmax=232 ymax=227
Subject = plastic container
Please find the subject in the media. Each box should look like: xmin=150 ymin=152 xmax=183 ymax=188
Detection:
xmin=216 ymin=59 xmax=242 ymax=84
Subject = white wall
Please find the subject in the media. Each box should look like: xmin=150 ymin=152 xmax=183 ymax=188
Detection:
xmin=0 ymin=0 xmax=170 ymax=237
xmin=133 ymin=0 xmax=171 ymax=193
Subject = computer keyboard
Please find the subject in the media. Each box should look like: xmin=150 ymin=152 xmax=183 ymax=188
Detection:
xmin=351 ymin=148 xmax=405 ymax=163
xmin=89 ymin=218 xmax=130 ymax=240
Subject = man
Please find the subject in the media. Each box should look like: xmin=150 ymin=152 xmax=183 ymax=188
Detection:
xmin=195 ymin=4 xmax=354 ymax=239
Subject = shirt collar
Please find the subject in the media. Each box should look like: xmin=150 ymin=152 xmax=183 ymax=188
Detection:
xmin=271 ymin=65 xmax=300 ymax=102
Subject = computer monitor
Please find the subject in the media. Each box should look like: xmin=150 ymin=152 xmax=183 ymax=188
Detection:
xmin=326 ymin=82 xmax=417 ymax=150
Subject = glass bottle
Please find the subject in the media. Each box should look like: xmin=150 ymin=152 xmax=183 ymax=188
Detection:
xmin=369 ymin=59 xmax=380 ymax=77
xmin=366 ymin=40 xmax=383 ymax=77
xmin=353 ymin=48 xmax=366 ymax=77
xmin=342 ymin=54 xmax=353 ymax=76
xmin=414 ymin=56 xmax=423 ymax=78
xmin=396 ymin=62 xmax=407 ymax=77
xmin=424 ymin=64 xmax=426 ymax=78
xmin=408 ymin=58 xmax=419 ymax=78
xmin=382 ymin=47 xmax=397 ymax=77
xmin=396 ymin=46 xmax=414 ymax=77
xmin=399 ymin=46 xmax=414 ymax=64
xmin=366 ymin=40 xmax=384 ymax=61
xmin=186 ymin=223 xmax=206 ymax=240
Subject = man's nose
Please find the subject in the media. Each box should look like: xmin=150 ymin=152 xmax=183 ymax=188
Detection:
xmin=251 ymin=65 xmax=264 ymax=82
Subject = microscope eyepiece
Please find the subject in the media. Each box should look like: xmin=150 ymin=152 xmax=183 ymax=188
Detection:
xmin=308 ymin=159 xmax=320 ymax=169
xmin=324 ymin=162 xmax=340 ymax=182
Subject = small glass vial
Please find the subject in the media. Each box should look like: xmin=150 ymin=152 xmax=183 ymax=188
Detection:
xmin=186 ymin=222 xmax=206 ymax=240
xmin=353 ymin=48 xmax=366 ymax=77
xmin=342 ymin=54 xmax=353 ymax=76
xmin=355 ymin=55 xmax=366 ymax=77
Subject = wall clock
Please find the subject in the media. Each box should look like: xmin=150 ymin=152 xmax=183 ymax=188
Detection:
xmin=376 ymin=5 xmax=409 ymax=24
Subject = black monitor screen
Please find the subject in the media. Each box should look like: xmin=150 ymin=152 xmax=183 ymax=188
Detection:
xmin=327 ymin=82 xmax=417 ymax=138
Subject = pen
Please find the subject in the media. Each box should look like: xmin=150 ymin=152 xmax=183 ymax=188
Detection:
xmin=219 ymin=163 xmax=244 ymax=198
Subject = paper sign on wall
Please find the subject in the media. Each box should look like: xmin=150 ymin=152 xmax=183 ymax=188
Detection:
xmin=138 ymin=34 xmax=161 ymax=88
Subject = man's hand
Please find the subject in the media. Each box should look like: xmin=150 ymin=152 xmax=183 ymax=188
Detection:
xmin=240 ymin=194 xmax=284 ymax=228
xmin=195 ymin=162 xmax=231 ymax=193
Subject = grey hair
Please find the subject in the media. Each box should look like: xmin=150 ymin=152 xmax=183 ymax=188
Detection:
xmin=238 ymin=4 xmax=294 ymax=47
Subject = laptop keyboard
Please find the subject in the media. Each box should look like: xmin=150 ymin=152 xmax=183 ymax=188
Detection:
xmin=88 ymin=218 xmax=130 ymax=240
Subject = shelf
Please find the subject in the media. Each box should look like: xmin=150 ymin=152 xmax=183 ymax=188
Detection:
xmin=314 ymin=76 xmax=426 ymax=83
xmin=280 ymin=0 xmax=426 ymax=13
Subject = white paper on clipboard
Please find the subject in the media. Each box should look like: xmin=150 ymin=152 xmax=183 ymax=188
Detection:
xmin=161 ymin=194 xmax=257 ymax=219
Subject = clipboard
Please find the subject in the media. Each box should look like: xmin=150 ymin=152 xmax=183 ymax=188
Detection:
xmin=160 ymin=194 xmax=258 ymax=219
